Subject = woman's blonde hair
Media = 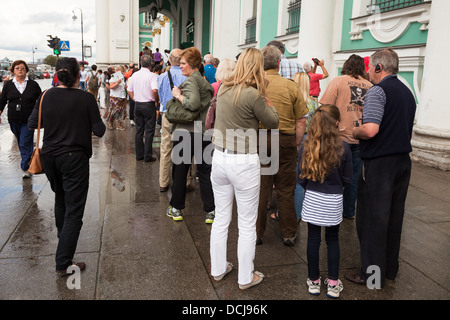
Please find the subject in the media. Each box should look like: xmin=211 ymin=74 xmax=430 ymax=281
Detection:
xmin=221 ymin=48 xmax=266 ymax=105
xmin=300 ymin=104 xmax=344 ymax=183
xmin=293 ymin=72 xmax=311 ymax=103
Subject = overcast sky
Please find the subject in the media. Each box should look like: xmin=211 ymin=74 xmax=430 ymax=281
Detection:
xmin=0 ymin=0 xmax=96 ymax=65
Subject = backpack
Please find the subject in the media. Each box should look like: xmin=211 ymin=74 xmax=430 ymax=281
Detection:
xmin=87 ymin=71 xmax=99 ymax=91
xmin=205 ymin=84 xmax=222 ymax=130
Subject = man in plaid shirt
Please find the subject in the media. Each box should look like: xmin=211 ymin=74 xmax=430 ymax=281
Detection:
xmin=267 ymin=40 xmax=303 ymax=79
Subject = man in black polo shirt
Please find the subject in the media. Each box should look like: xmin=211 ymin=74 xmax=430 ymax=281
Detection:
xmin=347 ymin=48 xmax=416 ymax=288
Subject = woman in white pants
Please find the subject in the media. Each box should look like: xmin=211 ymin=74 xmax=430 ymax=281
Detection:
xmin=210 ymin=48 xmax=279 ymax=290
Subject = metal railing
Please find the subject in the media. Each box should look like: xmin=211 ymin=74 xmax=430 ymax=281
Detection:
xmin=286 ymin=0 xmax=301 ymax=34
xmin=367 ymin=0 xmax=424 ymax=13
xmin=245 ymin=17 xmax=257 ymax=44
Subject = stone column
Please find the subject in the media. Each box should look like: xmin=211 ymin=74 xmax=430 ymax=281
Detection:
xmin=297 ymin=0 xmax=336 ymax=90
xmin=95 ymin=0 xmax=110 ymax=65
xmin=159 ymin=17 xmax=171 ymax=51
xmin=194 ymin=0 xmax=204 ymax=51
xmin=211 ymin=0 xmax=240 ymax=60
xmin=412 ymin=0 xmax=450 ymax=170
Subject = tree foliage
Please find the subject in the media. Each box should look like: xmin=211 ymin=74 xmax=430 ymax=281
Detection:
xmin=44 ymin=55 xmax=58 ymax=67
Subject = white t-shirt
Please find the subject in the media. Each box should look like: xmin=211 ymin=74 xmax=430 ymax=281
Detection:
xmin=108 ymin=77 xmax=127 ymax=99
xmin=80 ymin=70 xmax=88 ymax=82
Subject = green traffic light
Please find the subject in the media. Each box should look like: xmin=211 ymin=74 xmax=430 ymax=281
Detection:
xmin=54 ymin=49 xmax=60 ymax=55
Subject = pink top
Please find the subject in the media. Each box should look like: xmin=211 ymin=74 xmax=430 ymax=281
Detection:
xmin=127 ymin=68 xmax=158 ymax=102
xmin=211 ymin=81 xmax=221 ymax=97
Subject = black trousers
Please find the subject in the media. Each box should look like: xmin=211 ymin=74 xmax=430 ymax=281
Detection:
xmin=307 ymin=223 xmax=340 ymax=281
xmin=41 ymin=152 xmax=90 ymax=271
xmin=356 ymin=154 xmax=411 ymax=287
xmin=170 ymin=131 xmax=215 ymax=212
xmin=135 ymin=102 xmax=157 ymax=161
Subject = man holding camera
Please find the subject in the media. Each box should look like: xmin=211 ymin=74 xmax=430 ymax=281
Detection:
xmin=303 ymin=58 xmax=328 ymax=101
xmin=348 ymin=48 xmax=417 ymax=288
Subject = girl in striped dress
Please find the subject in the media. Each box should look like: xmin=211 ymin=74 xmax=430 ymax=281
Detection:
xmin=298 ymin=104 xmax=353 ymax=298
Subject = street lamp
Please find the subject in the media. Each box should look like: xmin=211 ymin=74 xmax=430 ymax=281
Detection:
xmin=32 ymin=46 xmax=37 ymax=65
xmin=72 ymin=7 xmax=85 ymax=63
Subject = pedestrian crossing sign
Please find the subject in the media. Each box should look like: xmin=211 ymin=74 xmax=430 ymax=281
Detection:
xmin=59 ymin=41 xmax=70 ymax=51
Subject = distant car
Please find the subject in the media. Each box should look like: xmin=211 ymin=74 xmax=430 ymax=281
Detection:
xmin=34 ymin=71 xmax=44 ymax=79
xmin=27 ymin=70 xmax=36 ymax=80
xmin=1 ymin=71 xmax=11 ymax=81
xmin=43 ymin=71 xmax=50 ymax=79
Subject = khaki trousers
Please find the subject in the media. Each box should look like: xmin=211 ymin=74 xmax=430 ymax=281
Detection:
xmin=256 ymin=133 xmax=298 ymax=240
xmin=159 ymin=113 xmax=173 ymax=188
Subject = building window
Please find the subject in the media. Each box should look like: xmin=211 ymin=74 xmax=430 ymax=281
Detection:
xmin=143 ymin=12 xmax=151 ymax=25
xmin=367 ymin=0 xmax=425 ymax=14
xmin=245 ymin=17 xmax=257 ymax=44
xmin=286 ymin=0 xmax=301 ymax=35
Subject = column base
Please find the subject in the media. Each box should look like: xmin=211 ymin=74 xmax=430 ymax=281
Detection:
xmin=411 ymin=126 xmax=450 ymax=171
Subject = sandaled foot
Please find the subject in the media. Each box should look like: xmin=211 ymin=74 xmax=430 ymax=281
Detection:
xmin=239 ymin=271 xmax=264 ymax=290
xmin=213 ymin=262 xmax=233 ymax=281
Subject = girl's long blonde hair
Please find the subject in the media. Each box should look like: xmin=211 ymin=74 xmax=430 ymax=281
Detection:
xmin=300 ymin=104 xmax=344 ymax=183
xmin=220 ymin=48 xmax=266 ymax=105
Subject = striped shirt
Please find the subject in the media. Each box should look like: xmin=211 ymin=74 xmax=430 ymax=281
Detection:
xmin=301 ymin=190 xmax=343 ymax=227
xmin=362 ymin=75 xmax=398 ymax=125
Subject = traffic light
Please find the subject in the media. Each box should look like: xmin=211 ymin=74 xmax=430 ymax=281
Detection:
xmin=53 ymin=37 xmax=61 ymax=55
xmin=47 ymin=36 xmax=61 ymax=56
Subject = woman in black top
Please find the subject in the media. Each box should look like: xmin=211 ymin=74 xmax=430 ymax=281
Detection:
xmin=28 ymin=57 xmax=106 ymax=276
xmin=0 ymin=60 xmax=41 ymax=178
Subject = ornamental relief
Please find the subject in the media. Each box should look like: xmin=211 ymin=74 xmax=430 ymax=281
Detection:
xmin=350 ymin=2 xmax=431 ymax=43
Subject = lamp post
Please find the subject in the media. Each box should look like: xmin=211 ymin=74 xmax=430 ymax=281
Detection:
xmin=72 ymin=7 xmax=85 ymax=63
xmin=32 ymin=46 xmax=37 ymax=65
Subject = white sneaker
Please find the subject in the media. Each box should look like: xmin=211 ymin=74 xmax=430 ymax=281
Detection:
xmin=130 ymin=120 xmax=135 ymax=126
xmin=306 ymin=278 xmax=321 ymax=295
xmin=22 ymin=171 xmax=32 ymax=179
xmin=325 ymin=279 xmax=343 ymax=299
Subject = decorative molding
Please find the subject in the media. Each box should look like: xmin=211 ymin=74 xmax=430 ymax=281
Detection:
xmin=275 ymin=33 xmax=299 ymax=55
xmin=152 ymin=29 xmax=161 ymax=37
xmin=141 ymin=41 xmax=152 ymax=48
xmin=350 ymin=2 xmax=431 ymax=43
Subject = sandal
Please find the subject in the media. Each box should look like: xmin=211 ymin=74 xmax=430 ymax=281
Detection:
xmin=213 ymin=262 xmax=233 ymax=281
xmin=117 ymin=127 xmax=125 ymax=131
xmin=239 ymin=271 xmax=264 ymax=290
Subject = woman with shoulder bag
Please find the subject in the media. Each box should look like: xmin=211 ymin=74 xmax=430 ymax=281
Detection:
xmin=166 ymin=47 xmax=216 ymax=224
xmin=0 ymin=60 xmax=42 ymax=178
xmin=28 ymin=57 xmax=106 ymax=276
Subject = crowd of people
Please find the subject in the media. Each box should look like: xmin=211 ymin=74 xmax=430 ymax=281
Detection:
xmin=0 ymin=42 xmax=416 ymax=298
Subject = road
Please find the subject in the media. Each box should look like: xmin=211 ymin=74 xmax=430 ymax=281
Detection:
xmin=0 ymin=78 xmax=53 ymax=92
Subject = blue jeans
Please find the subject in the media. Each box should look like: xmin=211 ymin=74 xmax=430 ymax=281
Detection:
xmin=343 ymin=144 xmax=362 ymax=218
xmin=9 ymin=122 xmax=34 ymax=171
xmin=80 ymin=81 xmax=86 ymax=91
xmin=294 ymin=135 xmax=307 ymax=220
xmin=294 ymin=169 xmax=304 ymax=221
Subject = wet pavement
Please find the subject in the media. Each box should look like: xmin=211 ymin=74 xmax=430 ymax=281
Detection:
xmin=0 ymin=89 xmax=449 ymax=307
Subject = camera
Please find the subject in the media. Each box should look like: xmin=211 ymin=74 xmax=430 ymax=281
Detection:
xmin=312 ymin=58 xmax=320 ymax=65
